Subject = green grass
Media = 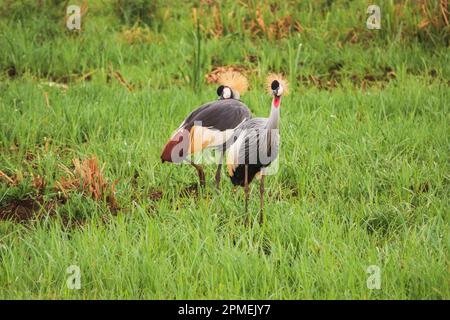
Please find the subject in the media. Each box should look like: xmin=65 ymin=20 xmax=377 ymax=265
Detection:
xmin=0 ymin=0 xmax=449 ymax=299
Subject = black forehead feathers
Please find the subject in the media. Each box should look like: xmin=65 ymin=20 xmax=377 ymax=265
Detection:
xmin=216 ymin=85 xmax=224 ymax=96
xmin=271 ymin=80 xmax=280 ymax=90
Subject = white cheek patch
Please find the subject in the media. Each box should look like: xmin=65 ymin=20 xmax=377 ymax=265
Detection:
xmin=223 ymin=87 xmax=232 ymax=99
xmin=277 ymin=85 xmax=284 ymax=96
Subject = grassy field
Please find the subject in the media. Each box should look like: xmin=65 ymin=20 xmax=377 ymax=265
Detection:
xmin=0 ymin=0 xmax=449 ymax=299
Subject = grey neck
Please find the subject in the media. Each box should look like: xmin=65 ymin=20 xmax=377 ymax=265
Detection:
xmin=266 ymin=98 xmax=280 ymax=130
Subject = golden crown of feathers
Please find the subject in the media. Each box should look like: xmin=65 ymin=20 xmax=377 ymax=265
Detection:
xmin=266 ymin=73 xmax=289 ymax=96
xmin=218 ymin=71 xmax=249 ymax=95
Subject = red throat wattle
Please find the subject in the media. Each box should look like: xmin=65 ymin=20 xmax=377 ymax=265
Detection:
xmin=274 ymin=96 xmax=281 ymax=108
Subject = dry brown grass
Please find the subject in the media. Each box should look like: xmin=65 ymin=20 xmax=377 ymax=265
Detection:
xmin=120 ymin=26 xmax=152 ymax=44
xmin=417 ymin=0 xmax=449 ymax=30
xmin=0 ymin=170 xmax=15 ymax=185
xmin=108 ymin=66 xmax=134 ymax=92
xmin=56 ymin=156 xmax=118 ymax=209
xmin=196 ymin=1 xmax=303 ymax=40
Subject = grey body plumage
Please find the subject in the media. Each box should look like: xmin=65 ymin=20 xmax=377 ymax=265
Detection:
xmin=223 ymin=75 xmax=287 ymax=223
xmin=162 ymin=96 xmax=251 ymax=188
xmin=227 ymin=118 xmax=279 ymax=186
xmin=179 ymin=99 xmax=251 ymax=132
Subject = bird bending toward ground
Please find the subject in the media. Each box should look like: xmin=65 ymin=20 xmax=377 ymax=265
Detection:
xmin=160 ymin=71 xmax=251 ymax=188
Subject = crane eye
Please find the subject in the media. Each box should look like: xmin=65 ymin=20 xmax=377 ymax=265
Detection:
xmin=271 ymin=80 xmax=280 ymax=90
xmin=216 ymin=85 xmax=224 ymax=96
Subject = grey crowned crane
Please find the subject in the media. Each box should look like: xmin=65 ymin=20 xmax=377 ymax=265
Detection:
xmin=227 ymin=74 xmax=288 ymax=223
xmin=160 ymin=71 xmax=251 ymax=188
xmin=196 ymin=74 xmax=288 ymax=224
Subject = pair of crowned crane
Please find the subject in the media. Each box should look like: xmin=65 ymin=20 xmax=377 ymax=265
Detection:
xmin=161 ymin=71 xmax=288 ymax=224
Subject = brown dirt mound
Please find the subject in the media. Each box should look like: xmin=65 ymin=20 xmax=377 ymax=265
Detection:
xmin=0 ymin=196 xmax=42 ymax=222
xmin=0 ymin=196 xmax=65 ymax=223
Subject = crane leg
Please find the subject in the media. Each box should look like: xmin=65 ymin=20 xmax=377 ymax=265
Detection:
xmin=244 ymin=164 xmax=249 ymax=214
xmin=215 ymin=151 xmax=223 ymax=190
xmin=190 ymin=161 xmax=205 ymax=188
xmin=259 ymin=174 xmax=264 ymax=225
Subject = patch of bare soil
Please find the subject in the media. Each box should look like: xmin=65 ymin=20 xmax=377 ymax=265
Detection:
xmin=149 ymin=189 xmax=163 ymax=201
xmin=0 ymin=195 xmax=70 ymax=225
xmin=6 ymin=65 xmax=17 ymax=78
xmin=0 ymin=196 xmax=42 ymax=222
